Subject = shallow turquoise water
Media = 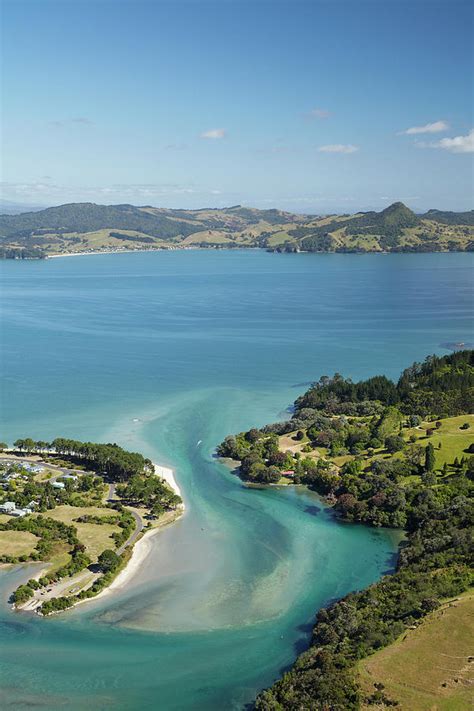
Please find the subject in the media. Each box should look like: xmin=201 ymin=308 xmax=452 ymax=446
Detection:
xmin=0 ymin=250 xmax=472 ymax=709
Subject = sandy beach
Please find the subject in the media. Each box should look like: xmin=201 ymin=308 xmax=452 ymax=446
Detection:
xmin=48 ymin=249 xmax=151 ymax=259
xmin=154 ymin=462 xmax=183 ymax=499
xmin=17 ymin=461 xmax=186 ymax=613
xmin=47 ymin=247 xmax=177 ymax=259
xmin=77 ymin=462 xmax=185 ymax=604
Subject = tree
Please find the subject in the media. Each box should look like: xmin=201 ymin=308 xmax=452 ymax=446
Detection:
xmin=421 ymin=469 xmax=436 ymax=486
xmin=97 ymin=549 xmax=120 ymax=573
xmin=385 ymin=435 xmax=405 ymax=453
xmin=245 ymin=428 xmax=261 ymax=444
xmin=0 ymin=442 xmax=8 ymax=452
xmin=425 ymin=443 xmax=436 ymax=472
xmin=405 ymin=444 xmax=424 ymax=470
xmin=259 ymin=466 xmax=281 ymax=484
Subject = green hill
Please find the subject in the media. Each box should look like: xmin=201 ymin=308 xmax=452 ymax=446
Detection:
xmin=0 ymin=201 xmax=472 ymax=258
xmin=0 ymin=202 xmax=199 ymax=240
xmin=422 ymin=208 xmax=474 ymax=225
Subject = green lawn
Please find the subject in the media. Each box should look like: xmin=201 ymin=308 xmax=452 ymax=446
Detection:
xmin=405 ymin=415 xmax=474 ymax=468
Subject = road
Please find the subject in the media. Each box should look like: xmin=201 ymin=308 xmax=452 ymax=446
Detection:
xmin=107 ymin=482 xmax=116 ymax=501
xmin=117 ymin=510 xmax=143 ymax=554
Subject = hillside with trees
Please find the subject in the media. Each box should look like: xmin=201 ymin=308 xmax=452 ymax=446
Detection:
xmin=0 ymin=201 xmax=473 ymax=258
xmin=217 ymin=351 xmax=474 ymax=709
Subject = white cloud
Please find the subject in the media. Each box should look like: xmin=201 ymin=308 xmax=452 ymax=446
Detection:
xmin=306 ymin=108 xmax=331 ymax=119
xmin=435 ymin=129 xmax=474 ymax=153
xmin=415 ymin=129 xmax=474 ymax=154
xmin=199 ymin=128 xmax=226 ymax=139
xmin=318 ymin=144 xmax=359 ymax=154
xmin=399 ymin=120 xmax=448 ymax=135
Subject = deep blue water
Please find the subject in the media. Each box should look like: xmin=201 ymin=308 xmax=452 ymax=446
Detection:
xmin=0 ymin=250 xmax=472 ymax=709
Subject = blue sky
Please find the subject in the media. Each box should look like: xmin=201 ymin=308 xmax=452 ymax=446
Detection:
xmin=2 ymin=0 xmax=473 ymax=212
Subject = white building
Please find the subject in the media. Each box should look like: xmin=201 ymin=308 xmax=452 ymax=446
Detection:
xmin=0 ymin=501 xmax=16 ymax=513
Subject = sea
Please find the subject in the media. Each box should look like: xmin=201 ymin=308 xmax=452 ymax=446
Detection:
xmin=0 ymin=249 xmax=472 ymax=709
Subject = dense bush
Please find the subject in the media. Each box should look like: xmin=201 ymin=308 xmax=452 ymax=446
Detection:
xmin=217 ymin=351 xmax=474 ymax=709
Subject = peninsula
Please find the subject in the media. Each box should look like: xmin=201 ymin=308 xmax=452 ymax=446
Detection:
xmin=0 ymin=439 xmax=183 ymax=615
xmin=218 ymin=350 xmax=474 ymax=709
xmin=0 ymin=201 xmax=473 ymax=259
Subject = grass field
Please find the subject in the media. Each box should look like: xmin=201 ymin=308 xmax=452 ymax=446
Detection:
xmin=0 ymin=530 xmax=38 ymax=557
xmin=405 ymin=415 xmax=474 ymax=468
xmin=358 ymin=592 xmax=474 ymax=710
xmin=181 ymin=230 xmax=235 ymax=245
xmin=44 ymin=505 xmax=121 ymax=561
xmin=266 ymin=231 xmax=295 ymax=246
xmin=278 ymin=415 xmax=474 ymax=476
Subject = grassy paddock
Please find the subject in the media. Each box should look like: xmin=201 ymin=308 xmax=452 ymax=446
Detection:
xmin=0 ymin=530 xmax=38 ymax=557
xmin=405 ymin=414 xmax=474 ymax=468
xmin=358 ymin=592 xmax=474 ymax=710
xmin=44 ymin=505 xmax=121 ymax=561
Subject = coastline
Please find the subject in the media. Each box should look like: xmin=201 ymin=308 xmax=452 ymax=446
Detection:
xmin=154 ymin=461 xmax=183 ymax=498
xmin=45 ymin=246 xmax=257 ymax=259
xmin=70 ymin=461 xmax=186 ymax=609
xmin=15 ymin=461 xmax=185 ymax=614
xmin=48 ymin=248 xmax=164 ymax=259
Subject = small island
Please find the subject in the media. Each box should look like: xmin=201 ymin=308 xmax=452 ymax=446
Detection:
xmin=218 ymin=350 xmax=474 ymax=709
xmin=0 ymin=439 xmax=183 ymax=615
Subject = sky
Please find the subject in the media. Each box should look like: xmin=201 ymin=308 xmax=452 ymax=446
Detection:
xmin=1 ymin=0 xmax=473 ymax=213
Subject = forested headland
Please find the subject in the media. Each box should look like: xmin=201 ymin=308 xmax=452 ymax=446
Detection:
xmin=218 ymin=351 xmax=474 ymax=709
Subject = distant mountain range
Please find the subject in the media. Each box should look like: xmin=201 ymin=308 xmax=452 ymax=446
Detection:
xmin=0 ymin=201 xmax=473 ymax=259
xmin=0 ymin=199 xmax=45 ymax=215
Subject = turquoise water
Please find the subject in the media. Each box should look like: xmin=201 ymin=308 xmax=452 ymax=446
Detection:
xmin=0 ymin=250 xmax=472 ymax=709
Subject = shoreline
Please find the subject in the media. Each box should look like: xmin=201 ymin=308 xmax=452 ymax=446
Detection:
xmin=33 ymin=247 xmax=467 ymax=261
xmin=48 ymin=248 xmax=165 ymax=259
xmin=67 ymin=461 xmax=186 ymax=609
xmin=46 ymin=245 xmax=233 ymax=258
xmin=15 ymin=461 xmax=185 ymax=614
xmin=153 ymin=461 xmax=183 ymax=498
